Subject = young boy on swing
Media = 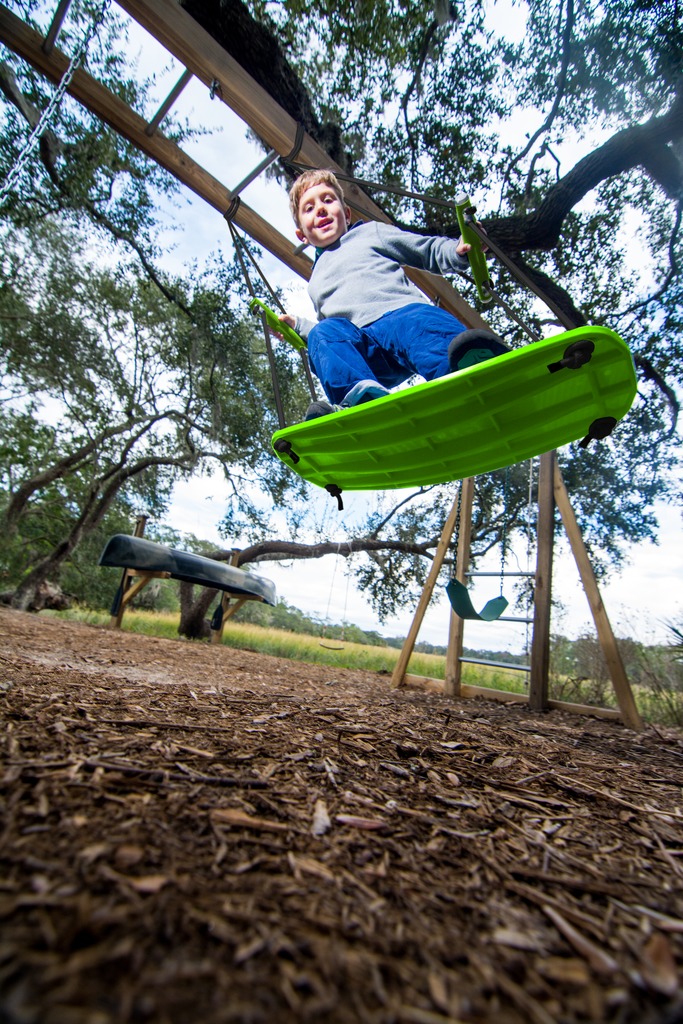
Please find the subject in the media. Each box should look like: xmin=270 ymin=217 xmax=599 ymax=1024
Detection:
xmin=278 ymin=168 xmax=508 ymax=420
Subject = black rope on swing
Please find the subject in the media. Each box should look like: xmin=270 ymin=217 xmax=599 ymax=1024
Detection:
xmin=289 ymin=161 xmax=461 ymax=213
xmin=224 ymin=194 xmax=242 ymax=223
xmin=227 ymin=219 xmax=287 ymax=429
xmin=225 ymin=218 xmax=318 ymax=429
xmin=283 ymin=122 xmax=305 ymax=165
xmin=232 ymin=220 xmax=318 ymax=403
xmin=458 ymin=209 xmax=578 ymax=332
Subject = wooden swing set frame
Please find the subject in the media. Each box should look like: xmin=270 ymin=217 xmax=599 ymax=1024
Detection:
xmin=0 ymin=0 xmax=644 ymax=729
xmin=392 ymin=454 xmax=643 ymax=730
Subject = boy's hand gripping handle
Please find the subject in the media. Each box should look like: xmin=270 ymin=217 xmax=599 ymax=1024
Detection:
xmin=248 ymin=297 xmax=307 ymax=352
xmin=455 ymin=195 xmax=493 ymax=304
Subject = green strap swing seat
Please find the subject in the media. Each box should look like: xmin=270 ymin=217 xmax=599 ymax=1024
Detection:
xmin=445 ymin=579 xmax=508 ymax=621
xmin=443 ymin=463 xmax=513 ymax=622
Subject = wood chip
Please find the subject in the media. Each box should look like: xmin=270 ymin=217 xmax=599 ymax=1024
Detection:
xmin=542 ymin=905 xmax=620 ymax=975
xmin=640 ymin=932 xmax=679 ymax=996
xmin=211 ymin=807 xmax=290 ymax=832
xmin=311 ymin=798 xmax=331 ymax=836
xmin=335 ymin=814 xmax=389 ymax=831
xmin=2 ymin=606 xmax=683 ymax=1023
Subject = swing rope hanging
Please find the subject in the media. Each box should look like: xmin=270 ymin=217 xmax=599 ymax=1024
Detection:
xmin=319 ymin=545 xmax=352 ymax=650
xmin=225 ymin=217 xmax=317 ymax=430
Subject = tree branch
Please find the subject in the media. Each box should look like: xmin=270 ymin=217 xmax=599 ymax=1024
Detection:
xmin=3 ymin=414 xmax=159 ymax=530
xmin=10 ymin=447 xmax=199 ymax=610
xmin=368 ymin=485 xmax=439 ymax=539
xmin=632 ymin=355 xmax=680 ymax=436
xmin=85 ymin=203 xmax=193 ymax=318
xmin=505 ymin=0 xmax=575 ymax=188
xmin=618 ymin=201 xmax=682 ymax=319
xmin=228 ymin=537 xmax=438 ymax=566
xmin=399 ymin=20 xmax=440 ymax=187
xmin=490 ymin=90 xmax=683 ymax=252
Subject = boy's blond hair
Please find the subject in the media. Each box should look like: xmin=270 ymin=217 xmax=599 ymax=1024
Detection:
xmin=288 ymin=169 xmax=345 ymax=228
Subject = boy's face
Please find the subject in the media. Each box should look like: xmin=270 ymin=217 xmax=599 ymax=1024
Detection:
xmin=295 ymin=182 xmax=351 ymax=248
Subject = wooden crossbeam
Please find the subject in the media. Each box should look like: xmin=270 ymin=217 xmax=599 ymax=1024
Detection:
xmin=0 ymin=2 xmax=312 ymax=280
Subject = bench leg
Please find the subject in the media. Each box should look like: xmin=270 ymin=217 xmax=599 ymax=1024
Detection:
xmin=109 ymin=572 xmax=169 ymax=629
xmin=210 ymin=595 xmax=249 ymax=644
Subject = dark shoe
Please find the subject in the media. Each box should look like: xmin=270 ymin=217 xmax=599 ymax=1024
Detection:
xmin=448 ymin=330 xmax=509 ymax=372
xmin=304 ymin=400 xmax=341 ymax=421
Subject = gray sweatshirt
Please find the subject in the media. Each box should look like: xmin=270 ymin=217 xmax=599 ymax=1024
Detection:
xmin=294 ymin=220 xmax=469 ymax=339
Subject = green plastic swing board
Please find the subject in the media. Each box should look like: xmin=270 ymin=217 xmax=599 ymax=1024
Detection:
xmin=271 ymin=326 xmax=636 ymax=493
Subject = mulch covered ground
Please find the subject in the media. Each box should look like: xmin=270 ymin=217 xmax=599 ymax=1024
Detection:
xmin=1 ymin=606 xmax=682 ymax=1024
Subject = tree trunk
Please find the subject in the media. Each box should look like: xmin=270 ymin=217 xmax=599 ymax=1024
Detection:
xmin=178 ymin=582 xmax=218 ymax=639
xmin=11 ymin=540 xmax=80 ymax=611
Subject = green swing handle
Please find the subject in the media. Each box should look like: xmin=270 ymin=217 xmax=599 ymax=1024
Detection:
xmin=249 ymin=297 xmax=307 ymax=352
xmin=455 ymin=195 xmax=493 ymax=304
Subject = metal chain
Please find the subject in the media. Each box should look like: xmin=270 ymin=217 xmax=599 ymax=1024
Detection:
xmin=500 ymin=466 xmax=509 ymax=597
xmin=0 ymin=0 xmax=111 ymax=204
xmin=450 ymin=481 xmax=463 ymax=580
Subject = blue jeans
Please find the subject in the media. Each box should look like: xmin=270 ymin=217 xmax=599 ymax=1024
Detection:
xmin=307 ymin=303 xmax=465 ymax=406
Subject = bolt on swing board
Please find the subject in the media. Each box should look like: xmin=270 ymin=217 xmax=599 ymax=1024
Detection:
xmin=271 ymin=326 xmax=637 ymax=494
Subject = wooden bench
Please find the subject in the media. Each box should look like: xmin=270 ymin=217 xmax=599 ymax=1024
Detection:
xmin=99 ymin=533 xmax=276 ymax=644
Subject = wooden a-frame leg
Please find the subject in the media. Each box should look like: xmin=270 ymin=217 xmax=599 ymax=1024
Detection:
xmin=392 ymin=491 xmax=462 ymax=690
xmin=553 ymin=461 xmax=643 ymax=731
